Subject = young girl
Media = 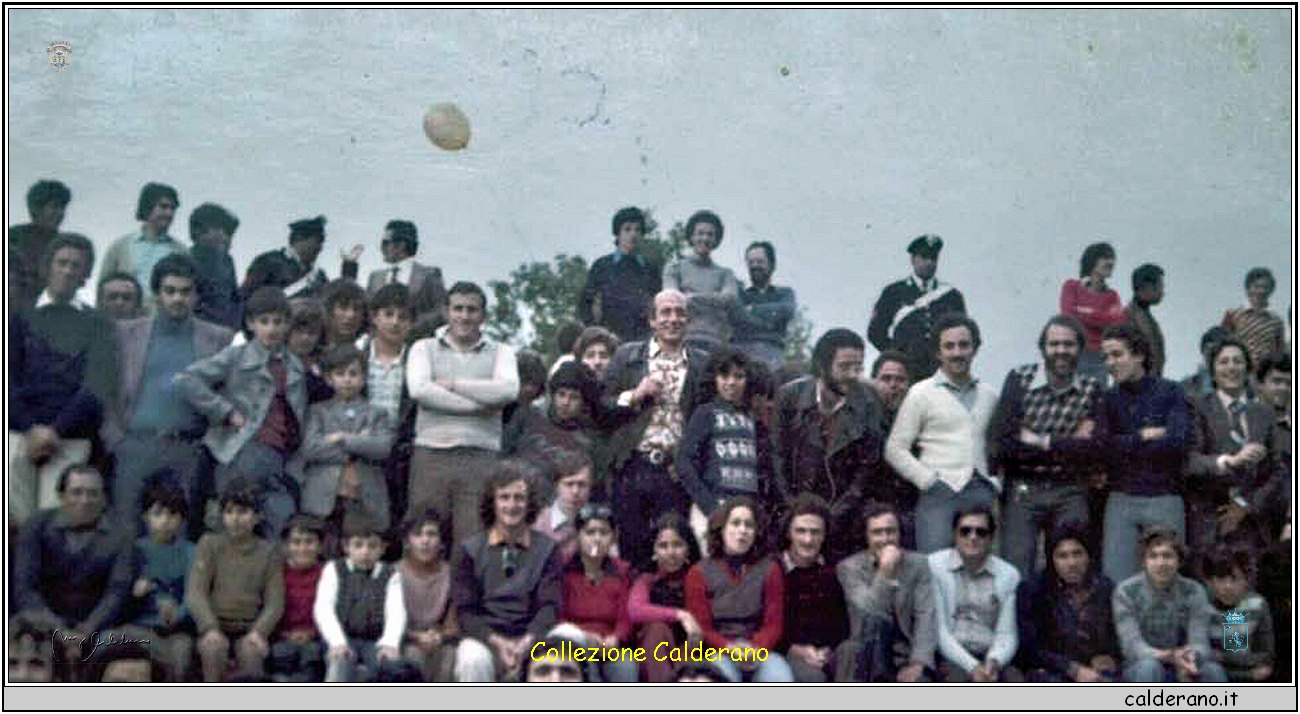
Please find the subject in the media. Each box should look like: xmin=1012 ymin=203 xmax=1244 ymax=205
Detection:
xmin=684 ymin=496 xmax=793 ymax=682
xmin=553 ymin=503 xmax=637 ymax=682
xmin=676 ymin=348 xmax=762 ymax=551
xmin=627 ymin=512 xmax=703 ymax=682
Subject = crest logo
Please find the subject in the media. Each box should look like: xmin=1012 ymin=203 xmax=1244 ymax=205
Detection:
xmin=1222 ymin=612 xmax=1249 ymax=653
xmin=46 ymin=41 xmax=72 ymax=71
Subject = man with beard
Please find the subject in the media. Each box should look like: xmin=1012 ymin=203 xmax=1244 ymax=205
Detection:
xmin=733 ymin=241 xmax=797 ymax=374
xmin=989 ymin=315 xmax=1106 ymax=578
xmin=886 ymin=314 xmax=999 ymax=553
xmin=1124 ymin=264 xmax=1166 ymax=378
xmin=772 ymin=329 xmax=884 ymax=559
xmin=102 ymin=254 xmax=234 ymax=535
xmin=868 ymin=234 xmax=967 ymax=382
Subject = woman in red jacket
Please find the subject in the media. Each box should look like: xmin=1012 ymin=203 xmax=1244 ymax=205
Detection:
xmin=684 ymin=496 xmax=793 ymax=682
xmin=1059 ymin=242 xmax=1126 ymax=382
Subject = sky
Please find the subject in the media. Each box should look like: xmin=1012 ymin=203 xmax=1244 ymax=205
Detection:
xmin=7 ymin=8 xmax=1293 ymax=381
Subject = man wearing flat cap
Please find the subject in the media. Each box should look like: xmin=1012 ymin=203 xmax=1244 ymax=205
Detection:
xmin=868 ymin=235 xmax=967 ymax=382
xmin=242 ymin=216 xmax=332 ymax=301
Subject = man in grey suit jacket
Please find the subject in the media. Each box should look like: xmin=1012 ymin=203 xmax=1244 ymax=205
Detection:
xmin=103 ymin=254 xmax=234 ymax=535
xmin=364 ymin=220 xmax=447 ymax=333
xmin=1185 ymin=337 xmax=1278 ymax=560
xmin=837 ymin=502 xmax=936 ymax=682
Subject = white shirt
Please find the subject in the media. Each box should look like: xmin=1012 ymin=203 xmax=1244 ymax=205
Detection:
xmin=312 ymin=560 xmax=407 ymax=650
xmin=382 ymin=256 xmax=417 ymax=286
xmin=35 ymin=290 xmax=92 ymax=310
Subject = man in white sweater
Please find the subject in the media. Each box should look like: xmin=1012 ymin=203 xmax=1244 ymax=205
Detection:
xmin=405 ymin=282 xmax=520 ymax=548
xmin=885 ymin=314 xmax=999 ymax=553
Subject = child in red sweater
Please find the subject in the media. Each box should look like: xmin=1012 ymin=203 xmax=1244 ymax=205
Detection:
xmin=268 ymin=515 xmax=326 ymax=682
xmin=551 ymin=503 xmax=638 ymax=682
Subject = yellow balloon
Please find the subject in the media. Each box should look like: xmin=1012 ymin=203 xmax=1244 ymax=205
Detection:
xmin=424 ymin=103 xmax=471 ymax=151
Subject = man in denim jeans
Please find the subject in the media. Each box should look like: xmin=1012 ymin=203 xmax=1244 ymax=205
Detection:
xmin=885 ymin=314 xmax=1000 ymax=553
xmin=989 ymin=315 xmax=1106 ymax=578
xmin=1097 ymin=324 xmax=1192 ymax=583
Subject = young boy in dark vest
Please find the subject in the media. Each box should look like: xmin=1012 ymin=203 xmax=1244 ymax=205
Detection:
xmin=312 ymin=512 xmax=408 ymax=682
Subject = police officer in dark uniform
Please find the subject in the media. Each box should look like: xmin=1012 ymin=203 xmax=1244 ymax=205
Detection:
xmin=867 ymin=234 xmax=967 ymax=382
xmin=241 ymin=216 xmax=330 ymax=301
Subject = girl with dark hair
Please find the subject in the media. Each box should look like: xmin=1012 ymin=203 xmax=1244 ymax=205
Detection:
xmin=684 ymin=497 xmax=794 ymax=682
xmin=1014 ymin=522 xmax=1119 ymax=682
xmin=1059 ymin=242 xmax=1126 ymax=381
xmin=552 ymin=503 xmax=638 ymax=682
xmin=627 ymin=512 xmax=703 ymax=682
xmin=677 ymin=348 xmax=764 ymax=549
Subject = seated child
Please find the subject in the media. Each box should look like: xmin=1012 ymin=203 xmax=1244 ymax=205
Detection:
xmin=186 ymin=478 xmax=285 ymax=682
xmin=1204 ymin=544 xmax=1274 ymax=682
xmin=398 ymin=506 xmax=459 ymax=682
xmin=295 ymin=344 xmax=395 ymax=534
xmin=313 ymin=512 xmax=408 ymax=682
xmin=268 ymin=515 xmax=327 ymax=682
xmin=128 ymin=479 xmax=196 ymax=682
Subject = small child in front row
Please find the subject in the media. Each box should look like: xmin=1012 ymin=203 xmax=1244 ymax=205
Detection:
xmin=1203 ymin=544 xmax=1274 ymax=682
xmin=398 ymin=506 xmax=459 ymax=682
xmin=186 ymin=478 xmax=285 ymax=683
xmin=312 ymin=512 xmax=408 ymax=682
xmin=295 ymin=344 xmax=395 ymax=534
xmin=128 ymin=479 xmax=196 ymax=682
xmin=268 ymin=515 xmax=327 ymax=682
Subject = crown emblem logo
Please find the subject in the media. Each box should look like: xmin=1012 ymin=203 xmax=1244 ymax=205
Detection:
xmin=1223 ymin=611 xmax=1247 ymax=624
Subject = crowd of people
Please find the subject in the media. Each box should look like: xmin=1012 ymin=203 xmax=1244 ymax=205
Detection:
xmin=7 ymin=179 xmax=1292 ymax=685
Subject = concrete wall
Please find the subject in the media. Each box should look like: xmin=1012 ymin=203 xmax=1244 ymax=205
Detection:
xmin=8 ymin=8 xmax=1292 ymax=379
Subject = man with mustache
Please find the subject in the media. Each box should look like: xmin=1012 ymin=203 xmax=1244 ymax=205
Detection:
xmin=732 ymin=241 xmax=797 ymax=375
xmin=885 ymin=314 xmax=998 ymax=553
xmin=989 ymin=315 xmax=1107 ymax=578
xmin=772 ymin=328 xmax=885 ymax=560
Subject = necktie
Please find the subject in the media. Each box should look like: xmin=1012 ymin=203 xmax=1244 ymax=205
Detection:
xmin=388 ymin=267 xmax=400 ymax=285
xmin=1229 ymin=398 xmax=1248 ymax=445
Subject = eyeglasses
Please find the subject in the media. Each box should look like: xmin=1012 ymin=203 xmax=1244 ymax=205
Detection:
xmin=958 ymin=526 xmax=992 ymax=538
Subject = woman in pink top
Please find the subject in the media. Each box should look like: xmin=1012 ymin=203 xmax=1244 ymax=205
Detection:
xmin=627 ymin=512 xmax=703 ymax=682
xmin=1059 ymin=242 xmax=1126 ymax=382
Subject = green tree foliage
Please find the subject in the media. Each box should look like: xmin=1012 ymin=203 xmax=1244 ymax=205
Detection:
xmin=783 ymin=305 xmax=814 ymax=372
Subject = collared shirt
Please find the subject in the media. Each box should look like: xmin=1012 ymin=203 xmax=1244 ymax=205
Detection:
xmin=780 ymin=550 xmax=825 ymax=573
xmin=610 ymin=249 xmax=643 ymax=266
xmin=487 ymin=526 xmax=533 ymax=549
xmin=933 ymin=370 xmax=982 ymax=413
xmin=547 ymin=501 xmax=571 ymax=532
xmin=382 ymin=256 xmax=417 ymax=286
xmin=1019 ymin=363 xmax=1098 ymax=437
xmin=367 ymin=344 xmax=406 ymax=421
xmin=635 ymin=338 xmax=689 ymax=455
xmin=312 ymin=558 xmax=405 ymax=650
xmin=946 ymin=552 xmax=1000 ymax=657
xmin=815 ymin=380 xmax=846 ymax=417
xmin=132 ymin=232 xmax=183 ymax=293
xmin=1216 ymin=390 xmax=1251 ymax=443
xmin=35 ymin=290 xmax=92 ymax=310
xmin=909 ymin=274 xmax=937 ymax=293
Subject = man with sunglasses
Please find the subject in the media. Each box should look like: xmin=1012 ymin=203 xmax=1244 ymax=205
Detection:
xmin=360 ymin=220 xmax=447 ymax=332
xmin=927 ymin=506 xmax=1022 ymax=683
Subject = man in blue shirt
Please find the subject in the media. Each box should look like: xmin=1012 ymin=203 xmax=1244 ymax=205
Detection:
xmin=579 ymin=206 xmax=661 ymax=342
xmin=732 ymin=240 xmax=797 ymax=375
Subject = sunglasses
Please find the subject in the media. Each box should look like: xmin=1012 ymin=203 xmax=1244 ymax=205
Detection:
xmin=958 ymin=526 xmax=992 ymax=538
